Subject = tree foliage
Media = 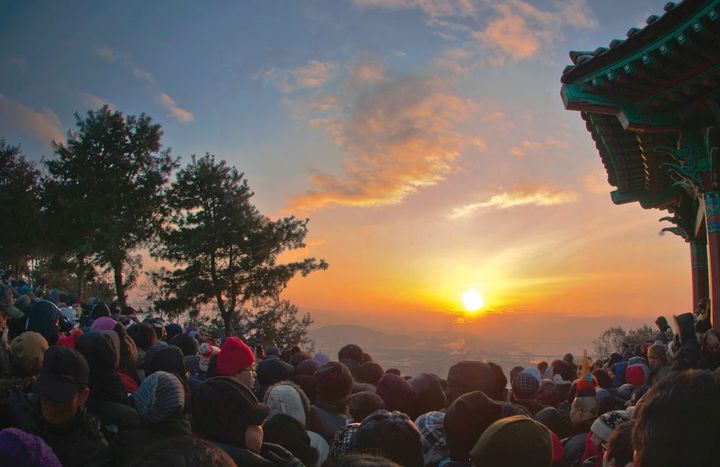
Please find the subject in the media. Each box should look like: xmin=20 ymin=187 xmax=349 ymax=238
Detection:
xmin=43 ymin=106 xmax=177 ymax=306
xmin=0 ymin=139 xmax=42 ymax=273
xmin=594 ymin=324 xmax=657 ymax=358
xmin=154 ymin=153 xmax=328 ymax=336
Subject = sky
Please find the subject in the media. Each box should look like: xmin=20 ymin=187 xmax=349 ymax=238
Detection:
xmin=0 ymin=0 xmax=692 ymax=351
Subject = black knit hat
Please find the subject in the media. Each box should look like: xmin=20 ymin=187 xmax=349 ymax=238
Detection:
xmin=446 ymin=361 xmax=498 ymax=403
xmin=257 ymin=356 xmax=294 ymax=387
xmin=315 ymin=362 xmax=353 ymax=402
xmin=191 ymin=376 xmax=270 ymax=447
xmin=145 ymin=344 xmax=188 ymax=380
xmin=350 ymin=410 xmax=424 ymax=467
xmin=263 ymin=413 xmax=319 ymax=466
xmin=444 ymin=390 xmax=502 ymax=461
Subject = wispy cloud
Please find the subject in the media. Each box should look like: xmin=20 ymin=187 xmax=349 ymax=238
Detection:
xmin=352 ymin=0 xmax=477 ymax=17
xmin=263 ymin=60 xmax=338 ymax=93
xmin=157 ymin=93 xmax=194 ymax=123
xmin=94 ymin=45 xmax=193 ymax=123
xmin=290 ymin=73 xmax=473 ymax=210
xmin=0 ymin=95 xmax=65 ymax=147
xmin=450 ymin=183 xmax=579 ymax=218
xmin=584 ymin=169 xmax=610 ymax=194
xmin=510 ymin=136 xmax=570 ymax=157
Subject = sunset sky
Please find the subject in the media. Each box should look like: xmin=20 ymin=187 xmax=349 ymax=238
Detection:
xmin=0 ymin=1 xmax=691 ymax=349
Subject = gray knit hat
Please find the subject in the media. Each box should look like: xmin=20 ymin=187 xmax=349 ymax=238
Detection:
xmin=134 ymin=370 xmax=185 ymax=422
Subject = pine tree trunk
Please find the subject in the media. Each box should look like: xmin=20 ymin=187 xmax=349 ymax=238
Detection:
xmin=223 ymin=312 xmax=233 ymax=337
xmin=76 ymin=254 xmax=85 ymax=302
xmin=112 ymin=259 xmax=126 ymax=311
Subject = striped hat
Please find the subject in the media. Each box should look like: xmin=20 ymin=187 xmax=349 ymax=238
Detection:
xmin=134 ymin=371 xmax=185 ymax=423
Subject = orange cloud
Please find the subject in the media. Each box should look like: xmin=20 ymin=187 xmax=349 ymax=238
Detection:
xmin=290 ymin=75 xmax=473 ymax=210
xmin=263 ymin=60 xmax=337 ymax=93
xmin=352 ymin=0 xmax=476 ymax=17
xmin=474 ymin=12 xmax=546 ymax=62
xmin=584 ymin=169 xmax=610 ymax=194
xmin=0 ymin=95 xmax=65 ymax=146
xmin=450 ymin=183 xmax=578 ymax=218
xmin=158 ymin=93 xmax=194 ymax=123
xmin=510 ymin=137 xmax=570 ymax=157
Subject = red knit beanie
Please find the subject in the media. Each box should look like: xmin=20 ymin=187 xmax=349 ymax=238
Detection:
xmin=216 ymin=337 xmax=255 ymax=377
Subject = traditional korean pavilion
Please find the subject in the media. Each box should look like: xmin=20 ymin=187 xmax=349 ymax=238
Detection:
xmin=561 ymin=0 xmax=720 ymax=327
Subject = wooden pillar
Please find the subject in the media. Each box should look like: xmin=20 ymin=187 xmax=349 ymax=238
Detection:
xmin=691 ymin=239 xmax=709 ymax=310
xmin=704 ymin=193 xmax=720 ymax=329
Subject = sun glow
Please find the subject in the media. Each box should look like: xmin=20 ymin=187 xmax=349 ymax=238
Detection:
xmin=462 ymin=289 xmax=485 ymax=312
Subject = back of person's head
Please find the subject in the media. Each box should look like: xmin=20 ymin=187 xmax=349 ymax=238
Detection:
xmin=131 ymin=437 xmax=236 ymax=467
xmin=263 ymin=413 xmax=319 ymax=467
xmin=534 ymin=406 xmax=565 ymax=437
xmin=323 ymin=453 xmax=401 ymax=467
xmin=9 ymin=331 xmax=48 ymax=377
xmin=145 ymin=344 xmax=188 ymax=381
xmin=134 ymin=371 xmax=185 ymax=423
xmin=191 ymin=376 xmax=269 ymax=447
xmin=605 ymin=420 xmax=634 ymax=467
xmin=264 ymin=382 xmax=310 ymax=425
xmin=112 ymin=321 xmax=138 ymax=372
xmin=633 ymin=370 xmax=720 ymax=467
xmin=127 ymin=322 xmax=157 ymax=351
xmin=591 ymin=368 xmax=612 ymax=389
xmin=444 ymin=390 xmax=502 ymax=461
xmin=338 ymin=344 xmax=364 ymax=364
xmin=290 ymin=351 xmax=312 ymax=368
xmin=446 ymin=361 xmax=498 ymax=405
xmin=170 ymin=333 xmax=199 ymax=357
xmin=512 ymin=370 xmax=540 ymax=400
xmin=408 ymin=373 xmax=445 ymax=417
xmin=355 ymin=362 xmax=384 ymax=385
xmin=315 ymin=361 xmax=353 ymax=404
xmin=470 ymin=415 xmax=552 ymax=467
xmin=486 ymin=362 xmax=508 ymax=398
xmin=295 ymin=358 xmax=319 ymax=376
xmin=348 ymin=391 xmax=386 ymax=422
xmin=375 ymin=373 xmax=417 ymax=416
xmin=350 ymin=410 xmax=423 ymax=467
xmin=75 ymin=331 xmax=119 ymax=372
xmin=164 ymin=323 xmax=183 ymax=342
xmin=257 ymin=356 xmax=294 ymax=387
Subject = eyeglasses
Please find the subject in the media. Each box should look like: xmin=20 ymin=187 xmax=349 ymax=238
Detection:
xmin=243 ymin=366 xmax=257 ymax=374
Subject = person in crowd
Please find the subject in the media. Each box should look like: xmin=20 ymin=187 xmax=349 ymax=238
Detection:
xmin=416 ymin=409 xmax=449 ymax=467
xmin=582 ymin=410 xmax=631 ymax=466
xmin=75 ymin=331 xmax=140 ymax=438
xmin=191 ymin=376 xmax=302 ymax=466
xmin=2 ymin=346 xmax=112 ymax=466
xmin=564 ymin=385 xmax=599 ymax=464
xmin=256 ymin=355 xmax=294 ymax=400
xmin=486 ymin=362 xmax=508 ymax=402
xmin=348 ymin=391 xmax=386 ymax=423
xmin=349 ymin=409 xmax=424 ymax=467
xmin=113 ymin=371 xmax=190 ymax=464
xmin=441 ymin=391 xmax=502 ymax=466
xmin=92 ymin=317 xmax=140 ymax=391
xmin=338 ymin=344 xmax=364 ymax=367
xmin=309 ymin=361 xmax=353 ymax=443
xmin=1 ymin=332 xmax=47 ymax=398
xmin=672 ymin=312 xmax=700 ymax=370
xmin=445 ymin=361 xmax=499 ymax=405
xmin=127 ymin=322 xmax=157 ymax=381
xmin=144 ymin=343 xmax=191 ymax=401
xmin=191 ymin=342 xmax=220 ymax=382
xmin=171 ymin=333 xmax=199 ymax=357
xmin=408 ymin=373 xmax=445 ymax=418
xmin=470 ymin=415 xmax=552 ymax=467
xmin=0 ymin=427 xmax=63 ymax=467
xmin=698 ymin=329 xmax=720 ymax=370
xmin=131 ymin=436 xmax=238 ymax=467
xmin=215 ymin=336 xmax=257 ymax=389
xmin=633 ymin=369 xmax=720 ymax=467
xmin=0 ymin=284 xmax=25 ymax=343
xmin=647 ymin=343 xmax=670 ymax=385
xmin=263 ymin=413 xmax=320 ymax=466
xmin=376 ymin=373 xmax=417 ymax=417
xmin=264 ymin=381 xmax=330 ymax=464
xmin=602 ymin=420 xmax=634 ymax=467
xmin=510 ymin=370 xmax=543 ymax=415
xmin=355 ymin=361 xmax=385 ymax=386
xmin=653 ymin=316 xmax=673 ymax=344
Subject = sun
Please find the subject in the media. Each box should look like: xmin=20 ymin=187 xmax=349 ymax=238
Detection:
xmin=462 ymin=289 xmax=485 ymax=312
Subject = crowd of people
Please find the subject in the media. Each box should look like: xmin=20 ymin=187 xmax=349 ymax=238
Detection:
xmin=0 ymin=272 xmax=719 ymax=466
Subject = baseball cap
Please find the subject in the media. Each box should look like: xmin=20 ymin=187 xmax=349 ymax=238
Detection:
xmin=33 ymin=346 xmax=89 ymax=402
xmin=0 ymin=285 xmax=23 ymax=318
